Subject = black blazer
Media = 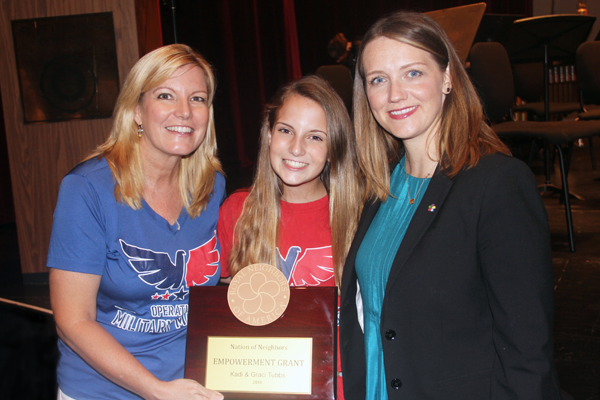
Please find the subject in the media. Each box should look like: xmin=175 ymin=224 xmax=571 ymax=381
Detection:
xmin=340 ymin=154 xmax=561 ymax=399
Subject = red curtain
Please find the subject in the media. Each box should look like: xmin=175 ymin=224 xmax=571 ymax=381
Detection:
xmin=219 ymin=0 xmax=252 ymax=167
xmin=283 ymin=0 xmax=302 ymax=81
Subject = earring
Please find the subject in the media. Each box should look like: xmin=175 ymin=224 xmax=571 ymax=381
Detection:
xmin=445 ymin=87 xmax=452 ymax=93
xmin=137 ymin=124 xmax=144 ymax=138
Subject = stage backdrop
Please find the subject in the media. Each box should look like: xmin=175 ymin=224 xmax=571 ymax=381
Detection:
xmin=157 ymin=0 xmax=533 ymax=182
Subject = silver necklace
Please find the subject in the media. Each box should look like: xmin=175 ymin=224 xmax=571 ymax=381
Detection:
xmin=175 ymin=219 xmax=181 ymax=230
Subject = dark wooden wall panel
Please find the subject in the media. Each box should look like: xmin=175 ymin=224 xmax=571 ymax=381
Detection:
xmin=0 ymin=89 xmax=15 ymax=225
xmin=0 ymin=0 xmax=139 ymax=275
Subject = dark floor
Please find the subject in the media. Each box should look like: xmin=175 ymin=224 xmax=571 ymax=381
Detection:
xmin=542 ymin=138 xmax=600 ymax=400
xmin=0 ymin=139 xmax=600 ymax=399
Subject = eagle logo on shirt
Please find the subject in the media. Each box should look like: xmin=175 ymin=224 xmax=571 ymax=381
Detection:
xmin=278 ymin=245 xmax=334 ymax=286
xmin=119 ymin=232 xmax=220 ymax=300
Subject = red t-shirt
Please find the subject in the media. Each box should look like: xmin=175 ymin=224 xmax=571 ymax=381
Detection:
xmin=219 ymin=190 xmax=332 ymax=282
xmin=217 ymin=190 xmax=345 ymax=399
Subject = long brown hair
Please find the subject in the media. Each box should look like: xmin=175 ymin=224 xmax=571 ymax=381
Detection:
xmin=87 ymin=44 xmax=222 ymax=217
xmin=353 ymin=11 xmax=509 ymax=201
xmin=229 ymin=75 xmax=363 ymax=286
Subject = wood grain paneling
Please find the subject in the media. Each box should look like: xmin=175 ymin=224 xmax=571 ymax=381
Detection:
xmin=0 ymin=0 xmax=139 ymax=274
xmin=0 ymin=89 xmax=15 ymax=224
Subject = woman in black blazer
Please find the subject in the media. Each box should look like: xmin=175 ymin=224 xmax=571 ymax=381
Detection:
xmin=339 ymin=11 xmax=561 ymax=400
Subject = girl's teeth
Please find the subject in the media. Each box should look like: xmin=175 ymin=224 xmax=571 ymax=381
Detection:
xmin=284 ymin=160 xmax=307 ymax=168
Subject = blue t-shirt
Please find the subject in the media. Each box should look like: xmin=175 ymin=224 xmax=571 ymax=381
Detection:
xmin=47 ymin=157 xmax=226 ymax=399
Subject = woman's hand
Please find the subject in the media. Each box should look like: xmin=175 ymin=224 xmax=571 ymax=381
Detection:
xmin=51 ymin=269 xmax=220 ymax=399
xmin=152 ymin=379 xmax=223 ymax=400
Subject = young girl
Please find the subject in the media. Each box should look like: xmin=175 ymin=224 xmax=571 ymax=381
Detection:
xmin=218 ymin=75 xmax=363 ymax=399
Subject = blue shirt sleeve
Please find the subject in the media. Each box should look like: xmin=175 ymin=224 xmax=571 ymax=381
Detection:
xmin=47 ymin=173 xmax=107 ymax=275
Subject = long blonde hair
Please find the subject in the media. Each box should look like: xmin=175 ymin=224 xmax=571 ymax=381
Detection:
xmin=229 ymin=75 xmax=363 ymax=286
xmin=87 ymin=44 xmax=222 ymax=217
xmin=353 ymin=11 xmax=510 ymax=201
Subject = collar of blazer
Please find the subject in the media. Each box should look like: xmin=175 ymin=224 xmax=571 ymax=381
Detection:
xmin=342 ymin=150 xmax=454 ymax=302
xmin=384 ymin=161 xmax=453 ymax=298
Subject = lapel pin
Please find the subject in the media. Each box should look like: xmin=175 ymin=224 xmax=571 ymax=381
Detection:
xmin=428 ymin=204 xmax=436 ymax=212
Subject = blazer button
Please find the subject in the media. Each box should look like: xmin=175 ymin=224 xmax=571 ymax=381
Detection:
xmin=384 ymin=330 xmax=396 ymax=340
xmin=390 ymin=378 xmax=402 ymax=389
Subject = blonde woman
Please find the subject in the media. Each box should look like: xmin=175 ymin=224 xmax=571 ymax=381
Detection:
xmin=48 ymin=45 xmax=224 ymax=399
xmin=218 ymin=75 xmax=363 ymax=399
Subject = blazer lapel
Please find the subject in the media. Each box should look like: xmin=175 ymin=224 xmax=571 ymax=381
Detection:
xmin=384 ymin=167 xmax=454 ymax=298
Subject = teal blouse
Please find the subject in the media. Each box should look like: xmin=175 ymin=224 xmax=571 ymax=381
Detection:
xmin=355 ymin=158 xmax=431 ymax=400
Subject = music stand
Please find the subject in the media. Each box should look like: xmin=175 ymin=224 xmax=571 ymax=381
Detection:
xmin=472 ymin=14 xmax=523 ymax=46
xmin=505 ymin=15 xmax=596 ymax=196
xmin=506 ymin=15 xmax=595 ymax=121
xmin=425 ymin=3 xmax=486 ymax=64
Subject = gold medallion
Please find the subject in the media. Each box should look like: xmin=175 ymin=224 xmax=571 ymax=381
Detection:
xmin=227 ymin=263 xmax=290 ymax=326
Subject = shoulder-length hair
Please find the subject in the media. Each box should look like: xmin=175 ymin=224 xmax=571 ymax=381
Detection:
xmin=229 ymin=75 xmax=363 ymax=286
xmin=353 ymin=11 xmax=509 ymax=201
xmin=87 ymin=44 xmax=222 ymax=217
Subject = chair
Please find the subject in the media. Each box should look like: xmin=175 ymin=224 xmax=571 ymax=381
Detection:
xmin=512 ymin=62 xmax=581 ymax=119
xmin=512 ymin=61 xmax=594 ymax=169
xmin=469 ymin=42 xmax=600 ymax=252
xmin=315 ymin=65 xmax=353 ymax=112
xmin=576 ymin=41 xmax=600 ymax=168
xmin=577 ymin=41 xmax=600 ymax=113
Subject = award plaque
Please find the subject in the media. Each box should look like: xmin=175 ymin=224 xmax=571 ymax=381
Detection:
xmin=185 ymin=264 xmax=337 ymax=399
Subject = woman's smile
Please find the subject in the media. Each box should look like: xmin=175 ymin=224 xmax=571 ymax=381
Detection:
xmin=363 ymin=36 xmax=450 ymax=146
xmin=134 ymin=65 xmax=209 ymax=163
xmin=389 ymin=105 xmax=418 ymax=119
xmin=165 ymin=125 xmax=194 ymax=134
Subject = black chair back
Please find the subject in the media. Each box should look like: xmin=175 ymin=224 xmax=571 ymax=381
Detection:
xmin=512 ymin=63 xmax=545 ymax=103
xmin=469 ymin=42 xmax=514 ymax=122
xmin=577 ymin=41 xmax=600 ymax=106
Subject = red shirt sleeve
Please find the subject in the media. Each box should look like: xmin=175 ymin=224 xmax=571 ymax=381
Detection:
xmin=217 ymin=190 xmax=249 ymax=278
